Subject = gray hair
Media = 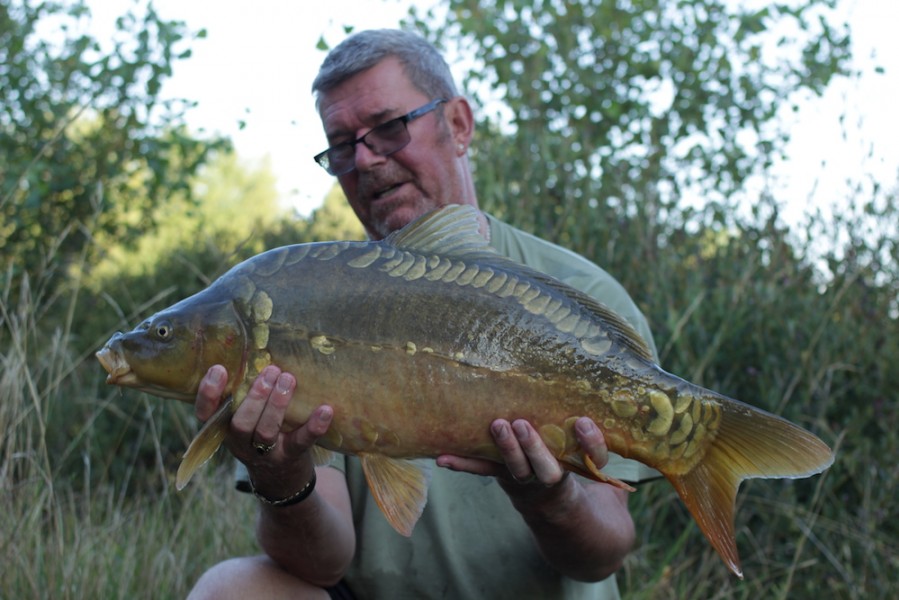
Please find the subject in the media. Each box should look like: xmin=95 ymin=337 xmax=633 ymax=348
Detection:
xmin=312 ymin=29 xmax=458 ymax=108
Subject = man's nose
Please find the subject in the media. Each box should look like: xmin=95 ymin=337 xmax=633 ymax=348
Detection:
xmin=353 ymin=139 xmax=388 ymax=172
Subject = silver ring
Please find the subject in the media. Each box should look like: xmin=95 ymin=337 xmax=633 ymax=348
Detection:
xmin=252 ymin=440 xmax=276 ymax=455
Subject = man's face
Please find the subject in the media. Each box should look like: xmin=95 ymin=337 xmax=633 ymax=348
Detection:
xmin=317 ymin=57 xmax=473 ymax=240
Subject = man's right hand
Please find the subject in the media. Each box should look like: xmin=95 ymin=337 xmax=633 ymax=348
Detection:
xmin=194 ymin=364 xmax=333 ymax=501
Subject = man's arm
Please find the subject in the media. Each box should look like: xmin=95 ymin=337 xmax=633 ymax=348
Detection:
xmin=437 ymin=417 xmax=635 ymax=582
xmin=196 ymin=365 xmax=356 ymax=587
xmin=255 ymin=465 xmax=355 ymax=586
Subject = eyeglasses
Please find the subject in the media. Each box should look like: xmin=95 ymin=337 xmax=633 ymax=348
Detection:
xmin=314 ymin=99 xmax=448 ymax=176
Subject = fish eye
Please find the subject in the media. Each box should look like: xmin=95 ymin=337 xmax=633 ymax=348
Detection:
xmin=154 ymin=321 xmax=174 ymax=340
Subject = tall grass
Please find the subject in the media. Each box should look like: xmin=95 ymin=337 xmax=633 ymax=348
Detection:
xmin=0 ymin=236 xmax=258 ymax=598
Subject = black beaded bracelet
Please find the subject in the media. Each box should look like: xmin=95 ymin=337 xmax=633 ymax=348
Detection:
xmin=250 ymin=470 xmax=317 ymax=508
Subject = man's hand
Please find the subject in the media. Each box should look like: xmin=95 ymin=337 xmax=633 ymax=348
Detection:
xmin=435 ymin=416 xmax=609 ymax=488
xmin=195 ymin=364 xmax=333 ymax=500
xmin=437 ymin=415 xmax=633 ymax=581
xmin=195 ymin=364 xmax=356 ymax=586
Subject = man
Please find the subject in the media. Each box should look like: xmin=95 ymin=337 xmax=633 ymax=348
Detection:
xmin=188 ymin=29 xmax=658 ymax=599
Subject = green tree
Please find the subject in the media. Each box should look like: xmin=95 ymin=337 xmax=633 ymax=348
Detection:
xmin=76 ymin=151 xmax=298 ymax=345
xmin=304 ymin=183 xmax=366 ymax=242
xmin=403 ymin=3 xmax=899 ymax=596
xmin=0 ymin=0 xmax=227 ymax=280
xmin=410 ymin=0 xmax=852 ymax=253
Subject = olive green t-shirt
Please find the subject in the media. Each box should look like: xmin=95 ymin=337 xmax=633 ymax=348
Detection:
xmin=329 ymin=214 xmax=661 ymax=599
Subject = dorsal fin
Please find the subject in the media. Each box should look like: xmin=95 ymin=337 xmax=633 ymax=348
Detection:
xmin=387 ymin=204 xmax=655 ymax=363
xmin=538 ymin=276 xmax=656 ymax=362
xmin=385 ymin=204 xmax=496 ymax=258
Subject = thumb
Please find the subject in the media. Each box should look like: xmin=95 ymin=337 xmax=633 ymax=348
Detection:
xmin=283 ymin=405 xmax=334 ymax=458
xmin=196 ymin=365 xmax=228 ymax=421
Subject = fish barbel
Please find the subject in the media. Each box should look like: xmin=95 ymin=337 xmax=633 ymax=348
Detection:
xmin=96 ymin=205 xmax=833 ymax=577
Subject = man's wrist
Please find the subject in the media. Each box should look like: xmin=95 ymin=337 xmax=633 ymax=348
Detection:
xmin=250 ymin=470 xmax=317 ymax=507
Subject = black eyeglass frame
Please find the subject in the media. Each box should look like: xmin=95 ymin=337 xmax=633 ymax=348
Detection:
xmin=313 ymin=98 xmax=448 ymax=176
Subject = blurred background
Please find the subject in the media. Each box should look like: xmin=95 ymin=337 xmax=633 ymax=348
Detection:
xmin=2 ymin=0 xmax=896 ymax=597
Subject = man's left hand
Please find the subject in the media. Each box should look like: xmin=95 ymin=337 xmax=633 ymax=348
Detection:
xmin=435 ymin=416 xmax=609 ymax=488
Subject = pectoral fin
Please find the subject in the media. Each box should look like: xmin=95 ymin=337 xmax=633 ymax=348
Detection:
xmin=360 ymin=454 xmax=432 ymax=537
xmin=561 ymin=453 xmax=637 ymax=493
xmin=582 ymin=454 xmax=637 ymax=492
xmin=176 ymin=398 xmax=233 ymax=490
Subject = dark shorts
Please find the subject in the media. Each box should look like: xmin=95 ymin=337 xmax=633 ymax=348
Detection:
xmin=326 ymin=580 xmax=355 ymax=600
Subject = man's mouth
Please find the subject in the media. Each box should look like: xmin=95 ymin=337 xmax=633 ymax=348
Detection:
xmin=372 ymin=182 xmax=404 ymax=201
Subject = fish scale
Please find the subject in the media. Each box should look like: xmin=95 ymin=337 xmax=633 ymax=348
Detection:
xmin=96 ymin=204 xmax=834 ymax=579
xmin=275 ymin=235 xmax=731 ymax=480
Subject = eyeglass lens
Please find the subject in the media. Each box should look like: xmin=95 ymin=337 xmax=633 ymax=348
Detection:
xmin=315 ymin=99 xmax=445 ymax=176
xmin=324 ymin=119 xmax=408 ymax=175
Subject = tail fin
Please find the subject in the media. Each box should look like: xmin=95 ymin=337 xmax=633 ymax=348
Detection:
xmin=667 ymin=396 xmax=834 ymax=578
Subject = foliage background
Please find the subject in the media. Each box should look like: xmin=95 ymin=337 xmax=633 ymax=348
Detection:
xmin=2 ymin=0 xmax=897 ymax=598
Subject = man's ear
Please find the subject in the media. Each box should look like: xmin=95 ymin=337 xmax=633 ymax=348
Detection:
xmin=445 ymin=96 xmax=475 ymax=152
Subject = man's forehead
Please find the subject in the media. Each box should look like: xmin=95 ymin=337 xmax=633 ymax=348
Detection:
xmin=320 ymin=99 xmax=400 ymax=139
xmin=318 ymin=61 xmax=424 ymax=136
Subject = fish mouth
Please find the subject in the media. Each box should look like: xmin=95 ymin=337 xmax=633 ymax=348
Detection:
xmin=95 ymin=343 xmax=197 ymax=402
xmin=95 ymin=345 xmax=140 ymax=386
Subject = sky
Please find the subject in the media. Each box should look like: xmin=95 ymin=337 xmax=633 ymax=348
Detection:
xmin=91 ymin=0 xmax=433 ymax=214
xmin=85 ymin=0 xmax=898 ymax=224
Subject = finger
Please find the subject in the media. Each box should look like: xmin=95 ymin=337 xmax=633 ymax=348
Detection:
xmin=573 ymin=417 xmax=609 ymax=470
xmin=490 ymin=419 xmax=531 ymax=481
xmin=195 ymin=365 xmax=228 ymax=421
xmin=230 ymin=366 xmax=280 ymax=439
xmin=510 ymin=420 xmax=566 ymax=485
xmin=281 ymin=405 xmax=333 ymax=458
xmin=252 ymin=371 xmax=296 ymax=445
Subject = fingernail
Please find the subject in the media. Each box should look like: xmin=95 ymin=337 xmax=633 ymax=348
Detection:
xmin=262 ymin=367 xmax=279 ymax=386
xmin=317 ymin=406 xmax=333 ymax=423
xmin=275 ymin=374 xmax=292 ymax=395
xmin=576 ymin=417 xmax=594 ymax=435
xmin=512 ymin=421 xmax=530 ymax=439
xmin=491 ymin=421 xmax=508 ymax=440
xmin=208 ymin=366 xmax=225 ymax=385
